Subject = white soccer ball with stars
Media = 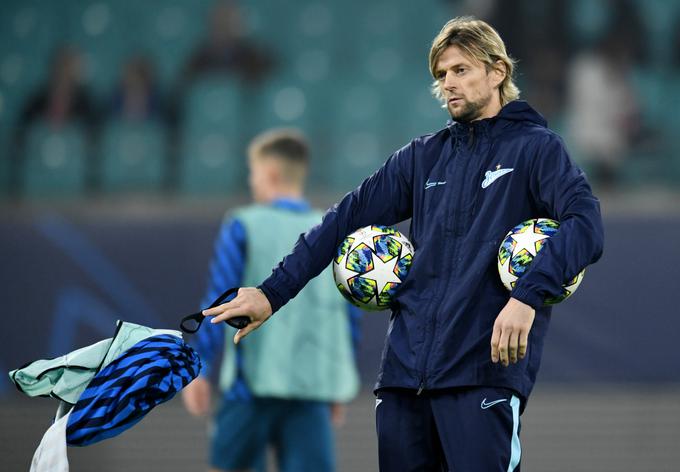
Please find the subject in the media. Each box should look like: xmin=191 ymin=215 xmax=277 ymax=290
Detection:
xmin=333 ymin=225 xmax=414 ymax=310
xmin=497 ymin=218 xmax=585 ymax=305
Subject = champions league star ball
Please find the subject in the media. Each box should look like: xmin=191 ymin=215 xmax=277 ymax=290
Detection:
xmin=333 ymin=225 xmax=414 ymax=310
xmin=497 ymin=218 xmax=585 ymax=305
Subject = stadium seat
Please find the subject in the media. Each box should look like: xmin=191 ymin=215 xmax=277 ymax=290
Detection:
xmin=44 ymin=1 xmax=131 ymax=100
xmin=178 ymin=77 xmax=245 ymax=194
xmin=400 ymin=77 xmax=448 ymax=139
xmin=0 ymin=128 xmax=9 ymax=196
xmin=99 ymin=120 xmax=166 ymax=192
xmin=183 ymin=77 xmax=243 ymax=132
xmin=233 ymin=74 xmax=332 ymax=190
xmin=567 ymin=0 xmax=610 ymax=48
xmin=179 ymin=129 xmax=243 ymax=195
xmin=632 ymin=0 xmax=679 ymax=64
xmin=631 ymin=68 xmax=664 ymax=128
xmin=0 ymin=2 xmax=57 ymax=85
xmin=22 ymin=121 xmax=88 ymax=197
xmin=619 ymin=151 xmax=670 ymax=187
xmin=247 ymin=77 xmax=313 ymax=135
xmin=137 ymin=0 xmax=211 ymax=90
xmin=247 ymin=0 xmax=325 ymax=52
xmin=324 ymin=84 xmax=389 ymax=191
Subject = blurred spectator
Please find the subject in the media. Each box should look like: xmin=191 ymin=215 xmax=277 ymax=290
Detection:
xmin=179 ymin=0 xmax=274 ymax=85
xmin=167 ymin=0 xmax=275 ymax=191
xmin=566 ymin=32 xmax=643 ymax=188
xmin=17 ymin=46 xmax=97 ymax=128
xmin=109 ymin=55 xmax=165 ymax=123
xmin=10 ymin=45 xmax=98 ymax=194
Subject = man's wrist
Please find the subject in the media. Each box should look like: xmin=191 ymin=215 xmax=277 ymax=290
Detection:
xmin=510 ymin=285 xmax=542 ymax=310
xmin=257 ymin=283 xmax=282 ymax=313
xmin=509 ymin=297 xmax=533 ymax=311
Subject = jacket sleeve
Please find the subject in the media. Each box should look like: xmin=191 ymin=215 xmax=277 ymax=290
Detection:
xmin=511 ymin=135 xmax=604 ymax=309
xmin=259 ymin=141 xmax=416 ymax=313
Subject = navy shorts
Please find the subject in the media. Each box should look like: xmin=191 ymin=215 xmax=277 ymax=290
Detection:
xmin=210 ymin=397 xmax=335 ymax=472
xmin=375 ymin=386 xmax=522 ymax=471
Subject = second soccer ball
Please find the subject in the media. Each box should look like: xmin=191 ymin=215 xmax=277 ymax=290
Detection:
xmin=497 ymin=218 xmax=585 ymax=304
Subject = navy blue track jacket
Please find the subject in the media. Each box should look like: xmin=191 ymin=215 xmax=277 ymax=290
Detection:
xmin=259 ymin=101 xmax=604 ymax=401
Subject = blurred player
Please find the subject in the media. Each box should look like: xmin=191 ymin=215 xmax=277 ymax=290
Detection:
xmin=204 ymin=18 xmax=604 ymax=471
xmin=182 ymin=129 xmax=359 ymax=472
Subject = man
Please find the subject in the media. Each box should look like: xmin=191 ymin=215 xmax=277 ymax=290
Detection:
xmin=183 ymin=129 xmax=359 ymax=472
xmin=204 ymin=18 xmax=604 ymax=471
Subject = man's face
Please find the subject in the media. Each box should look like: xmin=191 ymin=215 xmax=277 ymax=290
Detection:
xmin=248 ymin=156 xmax=274 ymax=203
xmin=434 ymin=45 xmax=502 ymax=123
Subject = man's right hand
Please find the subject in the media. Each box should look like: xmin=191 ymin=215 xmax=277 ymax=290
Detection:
xmin=182 ymin=376 xmax=212 ymax=417
xmin=203 ymin=287 xmax=274 ymax=344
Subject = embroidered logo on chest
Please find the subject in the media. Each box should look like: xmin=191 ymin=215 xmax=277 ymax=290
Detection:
xmin=481 ymin=164 xmax=514 ymax=189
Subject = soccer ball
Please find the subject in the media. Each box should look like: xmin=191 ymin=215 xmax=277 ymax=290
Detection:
xmin=497 ymin=218 xmax=585 ymax=305
xmin=333 ymin=225 xmax=414 ymax=310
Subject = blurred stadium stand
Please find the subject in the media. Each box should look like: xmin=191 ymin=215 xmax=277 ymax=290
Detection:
xmin=0 ymin=0 xmax=454 ymax=197
xmin=2 ymin=0 xmax=680 ymax=470
xmin=1 ymin=0 xmax=678 ymax=196
xmin=21 ymin=121 xmax=88 ymax=197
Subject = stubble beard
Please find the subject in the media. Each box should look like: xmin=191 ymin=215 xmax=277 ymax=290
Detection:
xmin=448 ymin=93 xmax=492 ymax=123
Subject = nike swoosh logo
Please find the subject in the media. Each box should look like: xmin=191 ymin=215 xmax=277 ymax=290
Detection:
xmin=375 ymin=398 xmax=383 ymax=409
xmin=425 ymin=179 xmax=447 ymax=190
xmin=480 ymin=398 xmax=508 ymax=409
xmin=481 ymin=168 xmax=514 ymax=188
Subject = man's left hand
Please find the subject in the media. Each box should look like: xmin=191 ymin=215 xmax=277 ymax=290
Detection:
xmin=490 ymin=297 xmax=535 ymax=367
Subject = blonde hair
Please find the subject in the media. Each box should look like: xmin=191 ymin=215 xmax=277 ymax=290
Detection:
xmin=248 ymin=128 xmax=309 ymax=184
xmin=429 ymin=17 xmax=520 ymax=106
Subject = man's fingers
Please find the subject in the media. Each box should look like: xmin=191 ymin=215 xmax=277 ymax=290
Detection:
xmin=508 ymin=330 xmax=520 ymax=364
xmin=498 ymin=328 xmax=511 ymax=367
xmin=211 ymin=308 xmax=250 ymax=324
xmin=202 ymin=300 xmax=239 ymax=317
xmin=234 ymin=322 xmax=261 ymax=344
xmin=201 ymin=288 xmax=272 ymax=343
xmin=490 ymin=324 xmax=501 ymax=363
xmin=202 ymin=297 xmax=247 ymax=323
xmin=518 ymin=330 xmax=529 ymax=359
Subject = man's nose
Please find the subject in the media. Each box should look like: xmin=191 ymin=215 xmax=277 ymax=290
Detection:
xmin=443 ymin=71 xmax=457 ymax=90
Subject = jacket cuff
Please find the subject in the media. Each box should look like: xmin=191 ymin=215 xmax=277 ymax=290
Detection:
xmin=510 ymin=285 xmax=544 ymax=310
xmin=258 ymin=282 xmax=285 ymax=314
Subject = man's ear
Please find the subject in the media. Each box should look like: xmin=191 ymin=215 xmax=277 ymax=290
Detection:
xmin=490 ymin=60 xmax=507 ymax=89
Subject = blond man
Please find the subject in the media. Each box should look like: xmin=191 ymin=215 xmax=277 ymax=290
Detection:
xmin=205 ymin=18 xmax=604 ymax=471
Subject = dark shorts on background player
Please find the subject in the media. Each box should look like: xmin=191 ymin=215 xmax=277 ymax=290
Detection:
xmin=210 ymin=397 xmax=335 ymax=472
xmin=375 ymin=386 xmax=522 ymax=472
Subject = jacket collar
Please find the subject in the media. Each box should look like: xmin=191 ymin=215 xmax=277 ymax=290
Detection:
xmin=446 ymin=100 xmax=547 ymax=138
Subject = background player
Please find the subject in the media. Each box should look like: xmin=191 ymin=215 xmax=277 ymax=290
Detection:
xmin=182 ymin=128 xmax=360 ymax=472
